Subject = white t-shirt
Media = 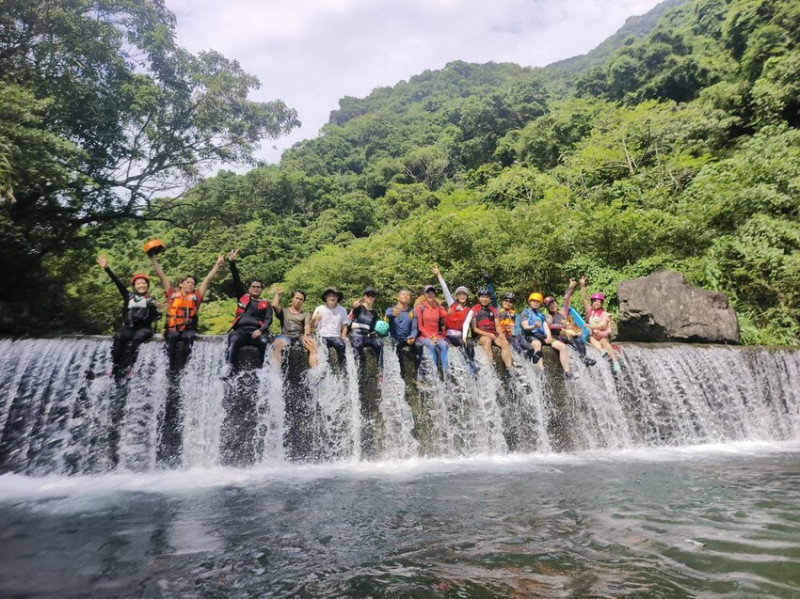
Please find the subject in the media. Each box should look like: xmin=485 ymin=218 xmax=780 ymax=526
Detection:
xmin=313 ymin=304 xmax=350 ymax=338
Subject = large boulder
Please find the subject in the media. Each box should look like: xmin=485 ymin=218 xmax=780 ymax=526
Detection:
xmin=616 ymin=271 xmax=739 ymax=344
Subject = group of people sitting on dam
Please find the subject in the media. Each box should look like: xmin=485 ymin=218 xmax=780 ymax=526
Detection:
xmin=98 ymin=244 xmax=621 ymax=380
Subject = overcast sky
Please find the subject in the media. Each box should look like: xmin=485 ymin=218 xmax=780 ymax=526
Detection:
xmin=164 ymin=0 xmax=664 ymax=164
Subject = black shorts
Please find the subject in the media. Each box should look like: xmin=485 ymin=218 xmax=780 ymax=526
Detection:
xmin=525 ymin=331 xmax=547 ymax=343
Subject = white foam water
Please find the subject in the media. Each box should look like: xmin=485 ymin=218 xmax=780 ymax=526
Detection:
xmin=1 ymin=338 xmax=799 ymax=476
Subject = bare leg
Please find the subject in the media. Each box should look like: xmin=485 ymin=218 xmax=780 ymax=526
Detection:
xmin=600 ymin=338 xmax=618 ymax=362
xmin=478 ymin=336 xmax=493 ymax=361
xmin=272 ymin=337 xmax=287 ymax=365
xmin=551 ymin=339 xmax=570 ymax=373
xmin=495 ymin=336 xmax=512 ymax=368
xmin=531 ymin=338 xmax=544 ymax=370
xmin=588 ymin=337 xmax=604 ymax=353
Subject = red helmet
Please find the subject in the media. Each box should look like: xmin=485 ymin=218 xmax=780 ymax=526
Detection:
xmin=543 ymin=296 xmax=556 ymax=306
xmin=130 ymin=273 xmax=150 ymax=286
xmin=590 ymin=292 xmax=605 ymax=302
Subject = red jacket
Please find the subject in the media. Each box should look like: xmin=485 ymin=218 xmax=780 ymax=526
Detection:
xmin=415 ymin=302 xmax=447 ymax=338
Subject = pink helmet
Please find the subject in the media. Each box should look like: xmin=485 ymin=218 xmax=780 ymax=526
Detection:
xmin=590 ymin=292 xmax=605 ymax=302
xmin=543 ymin=296 xmax=556 ymax=306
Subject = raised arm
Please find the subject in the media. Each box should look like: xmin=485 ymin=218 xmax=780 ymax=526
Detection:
xmin=198 ymin=254 xmax=224 ymax=298
xmin=579 ymin=276 xmax=591 ymax=316
xmin=227 ymin=250 xmax=245 ymax=298
xmin=563 ymin=279 xmax=576 ymax=312
xmin=148 ymin=253 xmax=171 ymax=294
xmin=271 ymin=285 xmax=283 ymax=315
xmin=98 ymin=254 xmax=128 ymax=299
xmin=432 ymin=266 xmax=454 ymax=307
xmin=462 ymin=309 xmax=473 ymax=341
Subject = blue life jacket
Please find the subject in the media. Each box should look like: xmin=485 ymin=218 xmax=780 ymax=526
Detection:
xmin=521 ymin=308 xmax=546 ymax=336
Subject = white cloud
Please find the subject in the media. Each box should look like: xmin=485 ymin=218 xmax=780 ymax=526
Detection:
xmin=164 ymin=0 xmax=665 ymax=163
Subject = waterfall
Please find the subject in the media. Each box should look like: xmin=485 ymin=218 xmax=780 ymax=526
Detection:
xmin=1 ymin=337 xmax=799 ymax=475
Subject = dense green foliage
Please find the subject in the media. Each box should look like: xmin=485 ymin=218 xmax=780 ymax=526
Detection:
xmin=0 ymin=0 xmax=299 ymax=324
xmin=4 ymin=0 xmax=800 ymax=345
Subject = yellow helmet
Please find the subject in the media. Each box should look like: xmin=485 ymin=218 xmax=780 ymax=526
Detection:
xmin=528 ymin=292 xmax=544 ymax=302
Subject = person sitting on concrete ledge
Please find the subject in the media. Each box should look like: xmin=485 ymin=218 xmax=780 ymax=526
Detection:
xmin=520 ymin=292 xmax=574 ymax=379
xmin=311 ymin=287 xmax=350 ymax=364
xmin=544 ymin=279 xmax=595 ymax=368
xmin=97 ymin=253 xmax=160 ymax=377
xmin=580 ymin=276 xmax=621 ymax=373
xmin=224 ymin=250 xmax=273 ymax=372
xmin=386 ymin=288 xmax=420 ymax=377
xmin=497 ymin=292 xmax=534 ymax=364
xmin=272 ymin=287 xmax=317 ymax=368
xmin=415 ymin=283 xmax=449 ymax=376
xmin=349 ymin=286 xmax=383 ymax=367
xmin=432 ymin=266 xmax=475 ymax=365
xmin=470 ymin=286 xmax=512 ymax=370
xmin=149 ymin=250 xmax=224 ymax=369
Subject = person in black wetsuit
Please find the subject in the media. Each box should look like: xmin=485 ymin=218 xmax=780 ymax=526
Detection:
xmin=348 ymin=286 xmax=383 ymax=367
xmin=98 ymin=254 xmax=160 ymax=374
xmin=225 ymin=249 xmax=273 ymax=371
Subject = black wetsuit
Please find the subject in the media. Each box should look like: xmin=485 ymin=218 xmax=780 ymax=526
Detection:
xmin=226 ymin=261 xmax=273 ymax=369
xmin=349 ymin=305 xmax=383 ymax=366
xmin=103 ymin=267 xmax=159 ymax=367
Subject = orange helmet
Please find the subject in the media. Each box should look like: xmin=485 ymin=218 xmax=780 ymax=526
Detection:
xmin=143 ymin=239 xmax=166 ymax=256
xmin=528 ymin=292 xmax=543 ymax=302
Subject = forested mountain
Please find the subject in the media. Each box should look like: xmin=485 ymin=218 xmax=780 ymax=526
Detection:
xmin=3 ymin=0 xmax=799 ymax=345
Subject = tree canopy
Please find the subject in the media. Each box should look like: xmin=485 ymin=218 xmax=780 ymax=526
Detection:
xmin=0 ymin=0 xmax=299 ymax=317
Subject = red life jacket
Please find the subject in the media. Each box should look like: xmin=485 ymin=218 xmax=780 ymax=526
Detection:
xmin=472 ymin=304 xmax=498 ymax=334
xmin=167 ymin=290 xmax=202 ymax=331
xmin=444 ymin=303 xmax=469 ymax=331
xmin=232 ymin=294 xmax=272 ymax=329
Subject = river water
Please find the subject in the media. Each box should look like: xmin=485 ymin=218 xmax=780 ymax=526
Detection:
xmin=2 ymin=339 xmax=800 ymax=597
xmin=2 ymin=442 xmax=799 ymax=598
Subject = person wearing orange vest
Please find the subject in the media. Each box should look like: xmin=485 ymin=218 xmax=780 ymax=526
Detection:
xmin=98 ymin=253 xmax=160 ymax=376
xmin=149 ymin=251 xmax=224 ymax=368
xmin=225 ymin=249 xmax=273 ymax=371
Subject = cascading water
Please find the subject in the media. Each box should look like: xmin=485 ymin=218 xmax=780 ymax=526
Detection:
xmin=1 ymin=337 xmax=799 ymax=476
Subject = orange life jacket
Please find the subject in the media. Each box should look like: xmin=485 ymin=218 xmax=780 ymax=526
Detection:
xmin=498 ymin=309 xmax=517 ymax=337
xmin=167 ymin=290 xmax=202 ymax=331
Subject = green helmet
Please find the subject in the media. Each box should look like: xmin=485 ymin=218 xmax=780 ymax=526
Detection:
xmin=374 ymin=320 xmax=390 ymax=337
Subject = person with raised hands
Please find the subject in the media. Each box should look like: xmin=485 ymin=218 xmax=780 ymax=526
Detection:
xmin=97 ymin=253 xmax=160 ymax=376
xmin=580 ymin=276 xmax=621 ymax=373
xmin=149 ymin=250 xmax=224 ymax=368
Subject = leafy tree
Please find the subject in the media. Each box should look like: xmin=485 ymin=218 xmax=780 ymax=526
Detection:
xmin=0 ymin=0 xmax=298 ymax=328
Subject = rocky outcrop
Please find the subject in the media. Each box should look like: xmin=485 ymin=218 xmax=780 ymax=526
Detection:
xmin=617 ymin=271 xmax=739 ymax=344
